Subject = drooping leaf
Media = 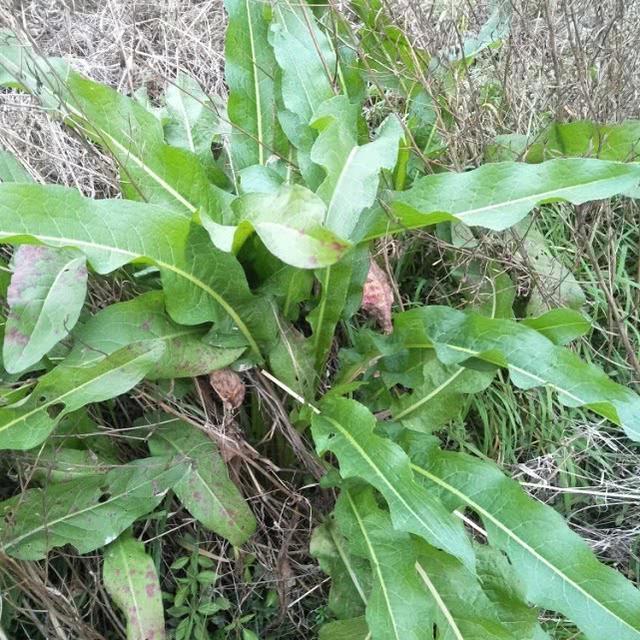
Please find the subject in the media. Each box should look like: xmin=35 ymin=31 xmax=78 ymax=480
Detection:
xmin=3 ymin=245 xmax=87 ymax=373
xmin=363 ymin=159 xmax=640 ymax=238
xmin=394 ymin=305 xmax=640 ymax=440
xmin=0 ymin=456 xmax=187 ymax=560
xmin=521 ymin=308 xmax=590 ymax=346
xmin=103 ymin=534 xmax=166 ymax=640
xmin=0 ymin=342 xmax=164 ymax=450
xmin=0 ymin=183 xmax=274 ymax=356
xmin=310 ymin=519 xmax=370 ymax=619
xmin=0 ymin=32 xmax=229 ymax=218
xmin=311 ymin=397 xmax=475 ymax=570
xmin=0 ymin=148 xmax=32 ymax=183
xmin=202 ymin=184 xmax=351 ymax=268
xmin=224 ymin=0 xmax=282 ymax=170
xmin=310 ymin=96 xmax=403 ymax=240
xmin=64 ymin=291 xmax=244 ymax=379
xmin=411 ymin=448 xmax=640 ymax=640
xmin=336 ymin=487 xmax=433 ymax=640
xmin=144 ymin=412 xmax=256 ymax=545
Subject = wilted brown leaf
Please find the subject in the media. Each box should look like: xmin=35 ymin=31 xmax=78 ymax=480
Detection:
xmin=209 ymin=369 xmax=245 ymax=409
xmin=361 ymin=260 xmax=394 ymax=334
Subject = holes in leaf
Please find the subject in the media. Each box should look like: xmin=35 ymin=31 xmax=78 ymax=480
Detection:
xmin=37 ymin=395 xmax=47 ymax=404
xmin=98 ymin=492 xmax=112 ymax=504
xmin=46 ymin=403 xmax=65 ymax=419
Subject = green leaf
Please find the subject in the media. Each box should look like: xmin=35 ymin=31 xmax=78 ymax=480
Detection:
xmin=0 ymin=183 xmax=274 ymax=356
xmin=311 ymin=397 xmax=475 ymax=570
xmin=0 ymin=32 xmax=227 ymax=218
xmin=0 ymin=148 xmax=32 ymax=183
xmin=394 ymin=305 xmax=640 ymax=440
xmin=365 ymin=159 xmax=640 ymax=237
xmin=224 ymin=0 xmax=281 ymax=170
xmin=336 ymin=487 xmax=433 ymax=640
xmin=318 ymin=617 xmax=369 ymax=640
xmin=65 ymin=291 xmax=244 ymax=379
xmin=0 ymin=456 xmax=187 ymax=560
xmin=103 ymin=535 xmax=165 ymax=640
xmin=19 ymin=446 xmax=116 ymax=484
xmin=145 ymin=412 xmax=256 ymax=545
xmin=202 ymin=184 xmax=351 ymax=268
xmin=0 ymin=342 xmax=164 ymax=450
xmin=3 ymin=245 xmax=87 ymax=373
xmin=268 ymin=321 xmax=316 ymax=399
xmin=521 ymin=308 xmax=590 ymax=346
xmin=311 ymin=98 xmax=403 ymax=240
xmin=411 ymin=448 xmax=640 ymax=640
xmin=310 ymin=520 xmax=370 ymax=619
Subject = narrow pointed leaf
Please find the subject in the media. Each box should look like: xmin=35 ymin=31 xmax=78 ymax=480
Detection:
xmin=0 ymin=456 xmax=187 ymax=560
xmin=103 ymin=535 xmax=165 ymax=640
xmin=203 ymin=184 xmax=351 ymax=268
xmin=0 ymin=342 xmax=164 ymax=450
xmin=364 ymin=159 xmax=640 ymax=237
xmin=311 ymin=97 xmax=403 ymax=239
xmin=225 ymin=0 xmax=280 ymax=169
xmin=65 ymin=291 xmax=244 ymax=378
xmin=411 ymin=449 xmax=640 ymax=640
xmin=336 ymin=487 xmax=433 ymax=640
xmin=145 ymin=413 xmax=256 ymax=545
xmin=312 ymin=397 xmax=475 ymax=570
xmin=395 ymin=305 xmax=640 ymax=440
xmin=3 ymin=245 xmax=87 ymax=373
xmin=0 ymin=183 xmax=274 ymax=356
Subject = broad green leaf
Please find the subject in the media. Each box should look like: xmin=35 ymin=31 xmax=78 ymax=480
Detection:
xmin=394 ymin=305 xmax=640 ymax=441
xmin=3 ymin=245 xmax=87 ymax=373
xmin=65 ymin=291 xmax=244 ymax=379
xmin=0 ymin=183 xmax=274 ymax=356
xmin=312 ymin=397 xmax=475 ymax=570
xmin=311 ymin=96 xmax=403 ymax=240
xmin=513 ymin=217 xmax=586 ymax=316
xmin=202 ymin=184 xmax=351 ymax=268
xmin=319 ymin=617 xmax=369 ymax=640
xmin=521 ymin=308 xmax=590 ymax=346
xmin=0 ymin=33 xmax=228 ymax=218
xmin=391 ymin=352 xmax=494 ymax=430
xmin=0 ymin=342 xmax=164 ymax=450
xmin=364 ymin=159 xmax=640 ymax=237
xmin=310 ymin=519 xmax=370 ymax=619
xmin=19 ymin=446 xmax=115 ymax=484
xmin=414 ymin=542 xmax=520 ymax=639
xmin=411 ymin=448 xmax=640 ymax=640
xmin=0 ymin=456 xmax=187 ymax=560
xmin=451 ymin=0 xmax=511 ymax=62
xmin=336 ymin=487 xmax=433 ymax=640
xmin=268 ymin=321 xmax=316 ymax=399
xmin=103 ymin=535 xmax=165 ymax=640
xmin=145 ymin=413 xmax=256 ymax=545
xmin=0 ymin=148 xmax=32 ymax=183
xmin=224 ymin=0 xmax=281 ymax=170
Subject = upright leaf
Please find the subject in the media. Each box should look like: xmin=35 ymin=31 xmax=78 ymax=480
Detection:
xmin=363 ymin=159 xmax=640 ymax=238
xmin=0 ymin=183 xmax=274 ymax=356
xmin=225 ymin=0 xmax=281 ymax=170
xmin=0 ymin=342 xmax=164 ymax=450
xmin=65 ymin=291 xmax=244 ymax=379
xmin=411 ymin=448 xmax=640 ymax=640
xmin=0 ymin=456 xmax=187 ymax=560
xmin=144 ymin=413 xmax=256 ymax=546
xmin=3 ymin=245 xmax=87 ymax=373
xmin=394 ymin=305 xmax=640 ymax=441
xmin=312 ymin=397 xmax=475 ymax=570
xmin=311 ymin=97 xmax=403 ymax=240
xmin=336 ymin=487 xmax=433 ymax=640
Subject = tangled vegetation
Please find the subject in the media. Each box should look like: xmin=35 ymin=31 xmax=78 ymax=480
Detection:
xmin=1 ymin=1 xmax=640 ymax=639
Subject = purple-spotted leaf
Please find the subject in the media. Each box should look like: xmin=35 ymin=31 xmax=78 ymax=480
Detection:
xmin=3 ymin=245 xmax=87 ymax=374
xmin=103 ymin=534 xmax=166 ymax=640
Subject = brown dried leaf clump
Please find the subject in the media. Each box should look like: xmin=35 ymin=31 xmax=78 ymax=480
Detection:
xmin=361 ymin=260 xmax=394 ymax=334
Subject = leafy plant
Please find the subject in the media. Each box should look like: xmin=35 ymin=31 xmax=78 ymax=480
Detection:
xmin=1 ymin=2 xmax=640 ymax=639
